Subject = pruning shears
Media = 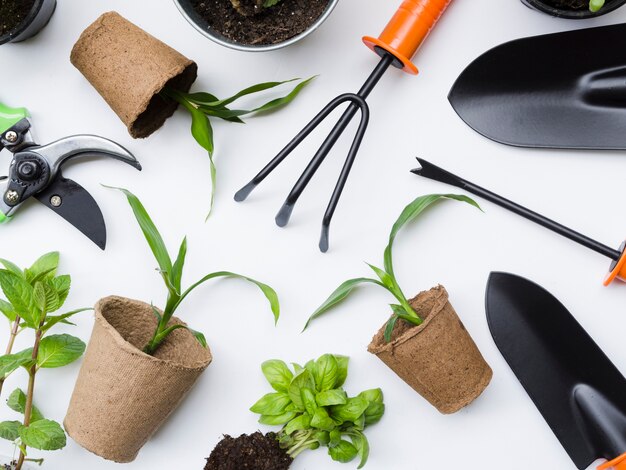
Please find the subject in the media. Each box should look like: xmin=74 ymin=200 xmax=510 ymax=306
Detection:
xmin=0 ymin=102 xmax=141 ymax=249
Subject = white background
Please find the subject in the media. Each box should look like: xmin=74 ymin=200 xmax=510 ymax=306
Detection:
xmin=1 ymin=0 xmax=626 ymax=469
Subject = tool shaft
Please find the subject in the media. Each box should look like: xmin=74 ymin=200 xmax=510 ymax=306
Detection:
xmin=414 ymin=159 xmax=622 ymax=261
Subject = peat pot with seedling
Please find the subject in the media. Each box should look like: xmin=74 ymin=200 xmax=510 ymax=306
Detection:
xmin=175 ymin=0 xmax=339 ymax=51
xmin=0 ymin=0 xmax=56 ymax=45
xmin=205 ymin=354 xmax=385 ymax=470
xmin=522 ymin=0 xmax=626 ymax=17
xmin=0 ymin=253 xmax=89 ymax=470
xmin=70 ymin=11 xmax=312 ymax=213
xmin=63 ymin=189 xmax=280 ymax=463
xmin=305 ymin=194 xmax=493 ymax=414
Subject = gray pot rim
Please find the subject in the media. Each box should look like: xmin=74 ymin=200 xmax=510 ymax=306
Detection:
xmin=173 ymin=0 xmax=339 ymax=51
xmin=521 ymin=0 xmax=626 ymax=18
xmin=0 ymin=0 xmax=55 ymax=45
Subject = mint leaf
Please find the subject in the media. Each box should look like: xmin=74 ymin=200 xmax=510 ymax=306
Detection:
xmin=37 ymin=334 xmax=85 ymax=368
xmin=18 ymin=419 xmax=66 ymax=450
xmin=0 ymin=349 xmax=34 ymax=377
xmin=0 ymin=420 xmax=21 ymax=441
xmin=7 ymin=389 xmax=44 ymax=422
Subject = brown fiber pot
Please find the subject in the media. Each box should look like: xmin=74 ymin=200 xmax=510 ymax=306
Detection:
xmin=368 ymin=285 xmax=492 ymax=414
xmin=70 ymin=11 xmax=197 ymax=138
xmin=64 ymin=296 xmax=212 ymax=463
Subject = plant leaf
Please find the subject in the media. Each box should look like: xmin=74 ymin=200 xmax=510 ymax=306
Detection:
xmin=51 ymin=275 xmax=71 ymax=309
xmin=359 ymin=389 xmax=385 ymax=426
xmin=316 ymin=389 xmax=348 ymax=407
xmin=349 ymin=430 xmax=370 ymax=469
xmin=301 ymin=387 xmax=318 ymax=416
xmin=176 ymin=271 xmax=280 ymax=324
xmin=0 ymin=299 xmax=17 ymax=322
xmin=303 ymin=278 xmax=383 ymax=331
xmin=288 ymin=369 xmax=315 ymax=411
xmin=0 ymin=349 xmax=34 ymax=377
xmin=330 ymin=397 xmax=369 ymax=423
xmin=7 ymin=389 xmax=44 ymax=422
xmin=384 ymin=314 xmax=399 ymax=343
xmin=108 ymin=187 xmax=173 ymax=280
xmin=0 ymin=271 xmax=37 ymax=328
xmin=328 ymin=439 xmax=358 ymax=463
xmin=313 ymin=354 xmax=339 ymax=392
xmin=258 ymin=411 xmax=297 ymax=426
xmin=284 ymin=413 xmax=311 ymax=436
xmin=261 ymin=360 xmax=293 ymax=393
xmin=590 ymin=0 xmax=605 ymax=12
xmin=250 ymin=392 xmax=291 ymax=416
xmin=0 ymin=259 xmax=23 ymax=277
xmin=206 ymin=78 xmax=300 ymax=108
xmin=37 ymin=334 xmax=85 ymax=368
xmin=24 ymin=252 xmax=59 ymax=283
xmin=18 ymin=419 xmax=66 ymax=451
xmin=335 ymin=355 xmax=349 ymax=388
xmin=170 ymin=237 xmax=188 ymax=295
xmin=310 ymin=407 xmax=336 ymax=432
xmin=0 ymin=420 xmax=20 ymax=441
xmin=42 ymin=308 xmax=91 ymax=333
xmin=384 ymin=194 xmax=481 ymax=279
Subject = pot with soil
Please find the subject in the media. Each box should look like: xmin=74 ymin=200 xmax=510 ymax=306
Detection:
xmin=0 ymin=0 xmax=56 ymax=45
xmin=522 ymin=0 xmax=626 ymax=18
xmin=174 ymin=0 xmax=339 ymax=51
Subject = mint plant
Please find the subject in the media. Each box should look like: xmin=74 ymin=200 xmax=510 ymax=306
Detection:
xmin=304 ymin=194 xmax=480 ymax=342
xmin=110 ymin=187 xmax=280 ymax=355
xmin=0 ymin=257 xmax=88 ymax=470
xmin=250 ymin=354 xmax=384 ymax=468
xmin=163 ymin=77 xmax=314 ymax=213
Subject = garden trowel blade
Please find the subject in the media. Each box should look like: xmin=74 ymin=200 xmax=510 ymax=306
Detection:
xmin=486 ymin=272 xmax=626 ymax=469
xmin=449 ymin=23 xmax=626 ymax=149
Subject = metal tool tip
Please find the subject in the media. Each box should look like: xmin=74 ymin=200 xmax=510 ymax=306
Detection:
xmin=275 ymin=204 xmax=294 ymax=227
xmin=234 ymin=182 xmax=256 ymax=202
xmin=319 ymin=226 xmax=329 ymax=253
xmin=132 ymin=161 xmax=143 ymax=171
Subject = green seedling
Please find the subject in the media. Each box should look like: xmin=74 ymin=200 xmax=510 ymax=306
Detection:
xmin=0 ymin=255 xmax=89 ymax=470
xmin=250 ymin=354 xmax=384 ymax=468
xmin=110 ymin=187 xmax=280 ymax=356
xmin=304 ymin=194 xmax=480 ymax=342
xmin=163 ymin=77 xmax=314 ymax=214
xmin=589 ymin=0 xmax=605 ymax=12
xmin=229 ymin=0 xmax=284 ymax=15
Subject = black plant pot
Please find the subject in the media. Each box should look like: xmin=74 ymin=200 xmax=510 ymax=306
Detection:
xmin=522 ymin=0 xmax=626 ymax=18
xmin=0 ymin=0 xmax=56 ymax=45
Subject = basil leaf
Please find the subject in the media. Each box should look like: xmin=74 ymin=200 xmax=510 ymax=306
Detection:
xmin=334 ymin=355 xmax=349 ymax=388
xmin=7 ymin=389 xmax=44 ymax=422
xmin=310 ymin=407 xmax=336 ymax=432
xmin=331 ymin=397 xmax=369 ymax=423
xmin=313 ymin=354 xmax=338 ymax=392
xmin=258 ymin=411 xmax=297 ymax=425
xmin=349 ymin=430 xmax=370 ymax=469
xmin=18 ymin=419 xmax=66 ymax=451
xmin=284 ymin=413 xmax=311 ymax=436
xmin=288 ymin=369 xmax=314 ymax=411
xmin=316 ymin=389 xmax=347 ymax=407
xmin=37 ymin=334 xmax=85 ymax=368
xmin=0 ymin=420 xmax=20 ymax=441
xmin=250 ymin=392 xmax=291 ymax=416
xmin=328 ymin=439 xmax=358 ymax=463
xmin=261 ymin=360 xmax=293 ymax=392
xmin=304 ymin=279 xmax=383 ymax=331
xmin=300 ymin=387 xmax=318 ymax=416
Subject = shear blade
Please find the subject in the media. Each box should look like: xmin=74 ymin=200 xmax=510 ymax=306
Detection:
xmin=34 ymin=173 xmax=106 ymax=249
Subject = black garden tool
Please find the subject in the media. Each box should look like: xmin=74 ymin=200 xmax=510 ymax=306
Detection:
xmin=235 ymin=0 xmax=454 ymax=252
xmin=448 ymin=23 xmax=626 ymax=149
xmin=412 ymin=158 xmax=626 ymax=285
xmin=486 ymin=272 xmax=626 ymax=470
xmin=0 ymin=102 xmax=141 ymax=249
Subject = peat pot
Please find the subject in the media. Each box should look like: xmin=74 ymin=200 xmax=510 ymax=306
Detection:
xmin=522 ymin=0 xmax=626 ymax=18
xmin=174 ymin=0 xmax=339 ymax=52
xmin=368 ymin=286 xmax=492 ymax=414
xmin=70 ymin=11 xmax=197 ymax=138
xmin=0 ymin=0 xmax=56 ymax=45
xmin=64 ymin=296 xmax=212 ymax=463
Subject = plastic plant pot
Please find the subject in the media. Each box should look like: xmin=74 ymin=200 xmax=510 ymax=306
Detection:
xmin=0 ymin=0 xmax=56 ymax=45
xmin=173 ymin=0 xmax=339 ymax=52
xmin=521 ymin=0 xmax=626 ymax=18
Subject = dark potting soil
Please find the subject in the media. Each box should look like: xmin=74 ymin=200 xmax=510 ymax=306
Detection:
xmin=0 ymin=0 xmax=36 ymax=36
xmin=205 ymin=432 xmax=293 ymax=470
xmin=543 ymin=0 xmax=590 ymax=9
xmin=191 ymin=0 xmax=331 ymax=45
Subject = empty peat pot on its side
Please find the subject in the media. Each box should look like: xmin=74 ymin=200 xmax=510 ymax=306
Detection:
xmin=70 ymin=11 xmax=197 ymax=138
xmin=0 ymin=0 xmax=56 ymax=45
xmin=64 ymin=296 xmax=212 ymax=463
xmin=368 ymin=286 xmax=492 ymax=414
xmin=522 ymin=0 xmax=626 ymax=18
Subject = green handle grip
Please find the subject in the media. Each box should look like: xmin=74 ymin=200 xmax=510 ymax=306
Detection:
xmin=0 ymin=102 xmax=29 ymax=134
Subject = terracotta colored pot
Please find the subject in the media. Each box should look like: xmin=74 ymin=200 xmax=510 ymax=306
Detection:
xmin=368 ymin=285 xmax=492 ymax=414
xmin=70 ymin=12 xmax=197 ymax=138
xmin=64 ymin=296 xmax=212 ymax=463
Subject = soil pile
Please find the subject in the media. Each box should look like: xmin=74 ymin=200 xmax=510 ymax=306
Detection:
xmin=205 ymin=432 xmax=292 ymax=470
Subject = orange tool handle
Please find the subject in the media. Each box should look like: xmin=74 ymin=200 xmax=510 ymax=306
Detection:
xmin=363 ymin=0 xmax=453 ymax=75
xmin=598 ymin=453 xmax=626 ymax=470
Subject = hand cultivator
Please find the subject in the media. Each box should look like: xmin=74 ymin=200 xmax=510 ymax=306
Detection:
xmin=236 ymin=0 xmax=454 ymax=252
